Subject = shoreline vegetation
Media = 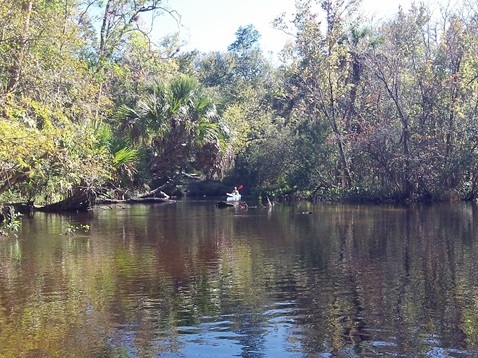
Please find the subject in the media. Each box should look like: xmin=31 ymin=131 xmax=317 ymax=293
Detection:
xmin=2 ymin=0 xmax=478 ymax=226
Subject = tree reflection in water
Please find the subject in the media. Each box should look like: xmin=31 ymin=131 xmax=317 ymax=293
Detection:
xmin=0 ymin=201 xmax=477 ymax=357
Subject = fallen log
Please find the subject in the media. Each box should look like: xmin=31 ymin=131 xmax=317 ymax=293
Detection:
xmin=95 ymin=198 xmax=127 ymax=205
xmin=138 ymin=187 xmax=170 ymax=200
xmin=127 ymin=197 xmax=172 ymax=203
xmin=37 ymin=190 xmax=94 ymax=212
xmin=95 ymin=197 xmax=175 ymax=205
xmin=36 ymin=186 xmax=175 ymax=213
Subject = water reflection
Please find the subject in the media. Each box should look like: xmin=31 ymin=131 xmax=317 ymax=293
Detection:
xmin=0 ymin=201 xmax=478 ymax=356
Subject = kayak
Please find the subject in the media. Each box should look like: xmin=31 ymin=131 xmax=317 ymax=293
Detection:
xmin=217 ymin=198 xmax=247 ymax=210
xmin=216 ymin=201 xmax=235 ymax=208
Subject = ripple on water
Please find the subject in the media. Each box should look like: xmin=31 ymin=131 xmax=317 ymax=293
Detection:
xmin=176 ymin=312 xmax=305 ymax=358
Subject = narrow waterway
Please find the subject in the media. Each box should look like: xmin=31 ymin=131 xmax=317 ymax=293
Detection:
xmin=1 ymin=200 xmax=478 ymax=357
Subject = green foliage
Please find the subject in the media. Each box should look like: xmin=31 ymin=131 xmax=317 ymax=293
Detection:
xmin=3 ymin=0 xmax=478 ymax=205
xmin=0 ymin=212 xmax=22 ymax=238
xmin=113 ymin=147 xmax=139 ymax=169
xmin=113 ymin=74 xmax=228 ymax=180
xmin=0 ymin=96 xmax=112 ymax=204
xmin=262 ymin=0 xmax=478 ymax=202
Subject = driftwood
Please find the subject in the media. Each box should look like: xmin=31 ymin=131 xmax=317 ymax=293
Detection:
xmin=138 ymin=187 xmax=170 ymax=200
xmin=38 ymin=194 xmax=174 ymax=212
xmin=127 ymin=197 xmax=171 ymax=203
xmin=96 ymin=196 xmax=174 ymax=205
xmin=97 ymin=184 xmax=172 ymax=205
xmin=95 ymin=198 xmax=126 ymax=204
xmin=15 ymin=183 xmax=175 ymax=213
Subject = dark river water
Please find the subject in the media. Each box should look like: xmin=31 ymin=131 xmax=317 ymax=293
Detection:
xmin=1 ymin=200 xmax=478 ymax=357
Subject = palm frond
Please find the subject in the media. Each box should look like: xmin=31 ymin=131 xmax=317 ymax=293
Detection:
xmin=170 ymin=75 xmax=198 ymax=113
xmin=113 ymin=147 xmax=139 ymax=169
xmin=196 ymin=122 xmax=221 ymax=143
xmin=92 ymin=121 xmax=113 ymax=149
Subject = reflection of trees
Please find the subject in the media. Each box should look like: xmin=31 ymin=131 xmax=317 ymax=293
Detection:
xmin=2 ymin=203 xmax=478 ymax=355
xmin=291 ymin=204 xmax=478 ymax=356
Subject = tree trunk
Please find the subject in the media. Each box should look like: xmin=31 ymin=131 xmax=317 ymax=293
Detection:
xmin=6 ymin=1 xmax=33 ymax=93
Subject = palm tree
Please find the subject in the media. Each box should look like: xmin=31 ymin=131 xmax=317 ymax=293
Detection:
xmin=116 ymin=74 xmax=227 ymax=180
xmin=94 ymin=120 xmax=139 ymax=185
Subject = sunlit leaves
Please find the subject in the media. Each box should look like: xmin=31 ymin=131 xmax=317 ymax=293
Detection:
xmin=222 ymin=104 xmax=251 ymax=154
xmin=279 ymin=0 xmax=362 ymax=190
xmin=0 ymin=97 xmax=111 ymax=202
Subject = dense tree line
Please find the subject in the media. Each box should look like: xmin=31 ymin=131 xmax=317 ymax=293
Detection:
xmin=1 ymin=0 xmax=478 ymax=211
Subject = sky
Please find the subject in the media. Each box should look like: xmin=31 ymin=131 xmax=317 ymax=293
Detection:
xmin=154 ymin=0 xmax=453 ymax=56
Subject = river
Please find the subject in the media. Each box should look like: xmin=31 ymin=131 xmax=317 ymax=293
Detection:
xmin=0 ymin=200 xmax=478 ymax=357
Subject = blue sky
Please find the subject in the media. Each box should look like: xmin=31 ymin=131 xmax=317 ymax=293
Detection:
xmin=155 ymin=0 xmax=450 ymax=56
xmin=155 ymin=0 xmax=295 ymax=55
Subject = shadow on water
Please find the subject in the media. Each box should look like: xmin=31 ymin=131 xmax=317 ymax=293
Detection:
xmin=0 ymin=200 xmax=478 ymax=357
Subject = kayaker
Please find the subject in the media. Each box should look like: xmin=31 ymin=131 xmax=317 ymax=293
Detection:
xmin=232 ymin=186 xmax=239 ymax=196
